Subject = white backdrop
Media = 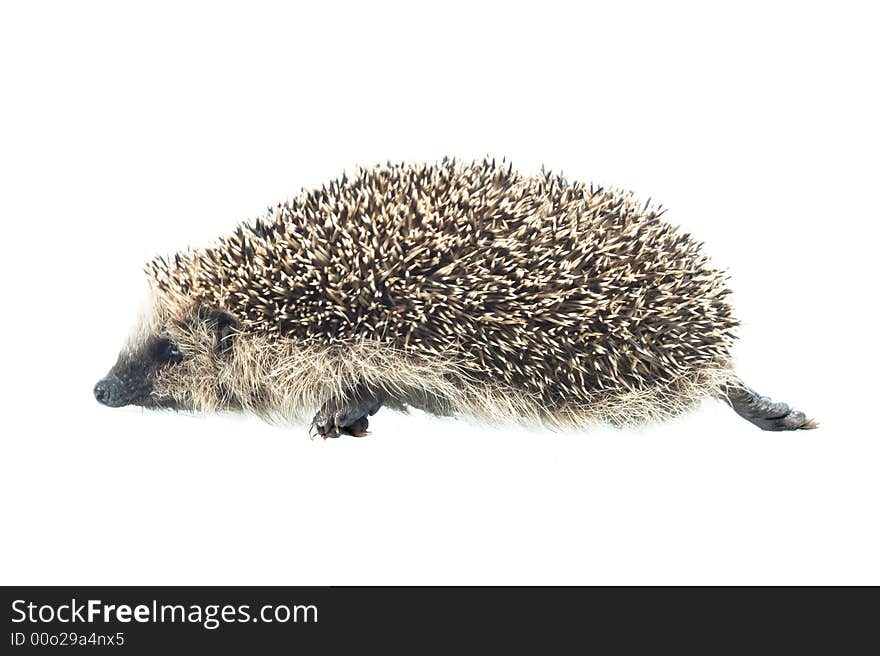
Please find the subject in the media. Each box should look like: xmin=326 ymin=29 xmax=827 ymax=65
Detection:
xmin=1 ymin=1 xmax=877 ymax=585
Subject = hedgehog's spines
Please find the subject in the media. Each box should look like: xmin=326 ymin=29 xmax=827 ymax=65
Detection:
xmin=148 ymin=159 xmax=738 ymax=424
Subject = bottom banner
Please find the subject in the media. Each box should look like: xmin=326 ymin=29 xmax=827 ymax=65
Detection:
xmin=0 ymin=586 xmax=871 ymax=652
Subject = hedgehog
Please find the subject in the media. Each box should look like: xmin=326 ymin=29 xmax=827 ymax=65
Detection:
xmin=94 ymin=158 xmax=816 ymax=437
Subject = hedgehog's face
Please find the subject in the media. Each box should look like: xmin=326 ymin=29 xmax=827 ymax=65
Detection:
xmin=94 ymin=305 xmax=240 ymax=412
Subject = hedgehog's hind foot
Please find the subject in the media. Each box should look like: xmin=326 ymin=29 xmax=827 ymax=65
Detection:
xmin=725 ymin=385 xmax=818 ymax=432
xmin=311 ymin=390 xmax=383 ymax=439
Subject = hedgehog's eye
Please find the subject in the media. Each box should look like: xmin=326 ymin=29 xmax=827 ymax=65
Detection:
xmin=161 ymin=341 xmax=183 ymax=364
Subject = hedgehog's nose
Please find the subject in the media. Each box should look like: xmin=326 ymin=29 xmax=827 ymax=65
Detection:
xmin=94 ymin=377 xmax=123 ymax=407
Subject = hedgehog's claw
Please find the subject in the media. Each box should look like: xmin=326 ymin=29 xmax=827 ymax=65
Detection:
xmin=311 ymin=391 xmax=382 ymax=439
xmin=726 ymin=385 xmax=817 ymax=432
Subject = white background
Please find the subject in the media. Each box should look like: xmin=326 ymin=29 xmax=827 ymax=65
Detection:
xmin=1 ymin=1 xmax=877 ymax=585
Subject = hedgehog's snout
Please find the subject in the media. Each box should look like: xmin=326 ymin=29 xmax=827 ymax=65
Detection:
xmin=94 ymin=376 xmax=127 ymax=407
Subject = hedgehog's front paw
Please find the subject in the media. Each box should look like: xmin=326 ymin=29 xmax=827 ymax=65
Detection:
xmin=311 ymin=411 xmax=369 ymax=439
xmin=311 ymin=392 xmax=383 ymax=439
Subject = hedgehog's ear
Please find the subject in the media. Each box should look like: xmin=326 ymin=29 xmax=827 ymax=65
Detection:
xmin=199 ymin=307 xmax=239 ymax=356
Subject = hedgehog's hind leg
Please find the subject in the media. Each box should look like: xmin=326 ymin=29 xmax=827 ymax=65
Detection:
xmin=311 ymin=388 xmax=383 ymax=439
xmin=724 ymin=384 xmax=817 ymax=431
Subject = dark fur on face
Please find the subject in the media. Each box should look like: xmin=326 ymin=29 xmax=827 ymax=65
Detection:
xmin=95 ymin=307 xmax=239 ymax=410
xmin=94 ymin=336 xmax=183 ymax=408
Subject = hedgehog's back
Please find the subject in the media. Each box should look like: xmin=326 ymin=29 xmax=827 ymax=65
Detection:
xmin=150 ymin=159 xmax=738 ymax=424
